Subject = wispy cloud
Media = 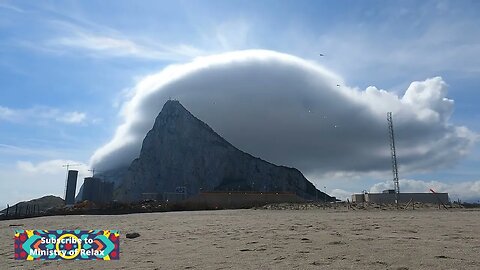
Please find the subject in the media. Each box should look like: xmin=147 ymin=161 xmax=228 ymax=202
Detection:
xmin=276 ymin=6 xmax=480 ymax=84
xmin=0 ymin=143 xmax=65 ymax=158
xmin=42 ymin=20 xmax=206 ymax=61
xmin=0 ymin=106 xmax=15 ymax=118
xmin=16 ymin=159 xmax=89 ymax=175
xmin=0 ymin=2 xmax=25 ymax=13
xmin=213 ymin=20 xmax=252 ymax=51
xmin=0 ymin=105 xmax=87 ymax=125
xmin=55 ymin=111 xmax=86 ymax=124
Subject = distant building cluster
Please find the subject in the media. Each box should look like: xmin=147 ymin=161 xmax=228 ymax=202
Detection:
xmin=64 ymin=170 xmax=114 ymax=205
xmin=351 ymin=189 xmax=449 ymax=204
xmin=82 ymin=177 xmax=114 ymax=204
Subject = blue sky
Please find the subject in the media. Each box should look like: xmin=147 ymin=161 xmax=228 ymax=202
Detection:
xmin=1 ymin=0 xmax=479 ymax=205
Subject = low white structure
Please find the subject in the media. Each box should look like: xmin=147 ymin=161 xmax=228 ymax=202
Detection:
xmin=351 ymin=193 xmax=366 ymax=203
xmin=351 ymin=191 xmax=449 ymax=204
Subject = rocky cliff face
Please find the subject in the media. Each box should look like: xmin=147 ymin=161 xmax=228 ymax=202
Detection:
xmin=116 ymin=100 xmax=331 ymax=202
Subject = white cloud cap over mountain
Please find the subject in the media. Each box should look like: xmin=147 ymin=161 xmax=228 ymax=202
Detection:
xmin=90 ymin=50 xmax=477 ymax=177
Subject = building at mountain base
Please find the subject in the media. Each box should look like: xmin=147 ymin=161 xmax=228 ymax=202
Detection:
xmin=82 ymin=177 xmax=114 ymax=204
xmin=351 ymin=190 xmax=448 ymax=204
xmin=184 ymin=191 xmax=305 ymax=208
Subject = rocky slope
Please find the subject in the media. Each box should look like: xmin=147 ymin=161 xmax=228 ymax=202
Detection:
xmin=1 ymin=195 xmax=64 ymax=214
xmin=116 ymin=100 xmax=332 ymax=202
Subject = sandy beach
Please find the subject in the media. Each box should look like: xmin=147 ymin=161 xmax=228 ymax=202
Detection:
xmin=2 ymin=207 xmax=480 ymax=269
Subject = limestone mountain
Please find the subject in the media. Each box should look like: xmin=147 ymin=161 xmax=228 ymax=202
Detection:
xmin=116 ymin=100 xmax=332 ymax=202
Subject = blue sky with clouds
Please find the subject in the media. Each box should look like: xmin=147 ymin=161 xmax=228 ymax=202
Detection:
xmin=1 ymin=0 xmax=479 ymax=205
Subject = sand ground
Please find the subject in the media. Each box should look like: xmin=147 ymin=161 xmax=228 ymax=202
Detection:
xmin=1 ymin=208 xmax=480 ymax=270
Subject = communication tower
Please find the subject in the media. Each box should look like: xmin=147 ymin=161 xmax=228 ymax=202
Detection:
xmin=387 ymin=112 xmax=400 ymax=208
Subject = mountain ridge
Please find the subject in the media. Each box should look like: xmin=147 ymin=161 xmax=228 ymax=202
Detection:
xmin=115 ymin=100 xmax=331 ymax=202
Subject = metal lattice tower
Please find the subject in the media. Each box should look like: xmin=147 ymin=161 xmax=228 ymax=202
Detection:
xmin=387 ymin=112 xmax=400 ymax=206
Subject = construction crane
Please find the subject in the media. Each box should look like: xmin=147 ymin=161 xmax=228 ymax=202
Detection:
xmin=88 ymin=168 xmax=106 ymax=180
xmin=88 ymin=168 xmax=97 ymax=177
xmin=387 ymin=112 xmax=400 ymax=208
xmin=62 ymin=163 xmax=82 ymax=171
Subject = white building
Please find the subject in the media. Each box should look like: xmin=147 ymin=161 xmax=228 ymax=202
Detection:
xmin=351 ymin=190 xmax=448 ymax=204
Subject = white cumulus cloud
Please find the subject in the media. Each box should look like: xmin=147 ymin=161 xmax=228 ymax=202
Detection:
xmin=0 ymin=160 xmax=90 ymax=207
xmin=330 ymin=189 xmax=353 ymax=201
xmin=90 ymin=50 xmax=477 ymax=179
xmin=0 ymin=105 xmax=87 ymax=125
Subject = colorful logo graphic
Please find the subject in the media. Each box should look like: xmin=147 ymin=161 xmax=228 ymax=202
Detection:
xmin=14 ymin=230 xmax=120 ymax=260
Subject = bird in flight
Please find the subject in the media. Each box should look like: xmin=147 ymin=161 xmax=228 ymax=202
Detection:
xmin=319 ymin=53 xmax=325 ymax=57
